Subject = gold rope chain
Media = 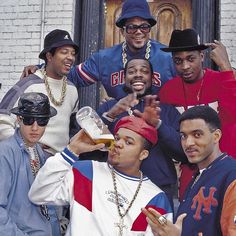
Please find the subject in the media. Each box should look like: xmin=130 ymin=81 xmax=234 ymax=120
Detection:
xmin=122 ymin=40 xmax=151 ymax=67
xmin=41 ymin=68 xmax=67 ymax=106
xmin=112 ymin=168 xmax=143 ymax=219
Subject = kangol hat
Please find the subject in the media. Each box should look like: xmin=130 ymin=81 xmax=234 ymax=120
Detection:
xmin=11 ymin=92 xmax=57 ymax=118
xmin=161 ymin=28 xmax=209 ymax=52
xmin=116 ymin=0 xmax=156 ymax=28
xmin=39 ymin=29 xmax=79 ymax=60
xmin=114 ymin=116 xmax=157 ymax=145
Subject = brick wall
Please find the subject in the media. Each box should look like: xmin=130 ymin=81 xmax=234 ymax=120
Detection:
xmin=0 ymin=0 xmax=235 ymax=100
xmin=220 ymin=0 xmax=236 ymax=68
xmin=0 ymin=0 xmax=75 ymax=100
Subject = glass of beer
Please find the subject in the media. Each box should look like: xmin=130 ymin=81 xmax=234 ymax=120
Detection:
xmin=76 ymin=106 xmax=114 ymax=151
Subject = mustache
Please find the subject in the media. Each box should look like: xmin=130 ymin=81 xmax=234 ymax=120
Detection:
xmin=122 ymin=85 xmax=152 ymax=99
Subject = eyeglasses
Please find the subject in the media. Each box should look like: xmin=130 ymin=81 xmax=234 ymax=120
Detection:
xmin=20 ymin=116 xmax=49 ymax=126
xmin=124 ymin=24 xmax=151 ymax=34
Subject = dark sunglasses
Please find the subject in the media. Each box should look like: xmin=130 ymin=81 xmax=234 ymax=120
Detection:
xmin=124 ymin=24 xmax=151 ymax=34
xmin=20 ymin=116 xmax=49 ymax=126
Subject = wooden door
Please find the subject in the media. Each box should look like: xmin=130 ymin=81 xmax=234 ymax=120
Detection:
xmin=104 ymin=0 xmax=192 ymax=47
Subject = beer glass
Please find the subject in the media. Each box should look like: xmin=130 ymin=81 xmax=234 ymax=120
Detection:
xmin=76 ymin=106 xmax=114 ymax=151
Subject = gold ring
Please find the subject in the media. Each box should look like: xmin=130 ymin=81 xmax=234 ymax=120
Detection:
xmin=156 ymin=215 xmax=167 ymax=226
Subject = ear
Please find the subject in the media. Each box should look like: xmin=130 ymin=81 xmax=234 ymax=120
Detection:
xmin=200 ymin=51 xmax=205 ymax=62
xmin=213 ymin=129 xmax=222 ymax=143
xmin=139 ymin=149 xmax=149 ymax=161
xmin=120 ymin=28 xmax=125 ymax=37
xmin=16 ymin=116 xmax=22 ymax=127
xmin=46 ymin=52 xmax=53 ymax=62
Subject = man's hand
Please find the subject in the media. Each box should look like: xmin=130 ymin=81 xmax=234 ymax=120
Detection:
xmin=106 ymin=93 xmax=139 ymax=119
xmin=142 ymin=207 xmax=186 ymax=236
xmin=99 ymin=96 xmax=113 ymax=105
xmin=20 ymin=65 xmax=39 ymax=79
xmin=205 ymin=40 xmax=232 ymax=71
xmin=133 ymin=95 xmax=161 ymax=127
xmin=68 ymin=130 xmax=105 ymax=155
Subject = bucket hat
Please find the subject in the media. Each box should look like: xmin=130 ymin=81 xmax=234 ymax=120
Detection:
xmin=39 ymin=29 xmax=79 ymax=60
xmin=116 ymin=0 xmax=156 ymax=28
xmin=161 ymin=28 xmax=209 ymax=52
xmin=11 ymin=92 xmax=57 ymax=118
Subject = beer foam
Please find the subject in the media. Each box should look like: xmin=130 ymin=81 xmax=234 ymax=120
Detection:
xmin=98 ymin=134 xmax=114 ymax=140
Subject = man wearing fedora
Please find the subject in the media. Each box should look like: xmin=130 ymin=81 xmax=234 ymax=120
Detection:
xmin=21 ymin=0 xmax=175 ymax=99
xmin=0 ymin=92 xmax=61 ymax=236
xmin=159 ymin=28 xmax=236 ymax=200
xmin=0 ymin=29 xmax=79 ymax=156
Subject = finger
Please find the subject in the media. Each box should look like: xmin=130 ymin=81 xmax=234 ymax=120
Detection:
xmin=175 ymin=213 xmax=187 ymax=227
xmin=91 ymin=143 xmax=106 ymax=151
xmin=147 ymin=208 xmax=162 ymax=218
xmin=132 ymin=109 xmax=142 ymax=117
xmin=213 ymin=39 xmax=221 ymax=44
xmin=20 ymin=72 xmax=26 ymax=80
xmin=130 ymin=99 xmax=139 ymax=107
xmin=141 ymin=208 xmax=159 ymax=224
xmin=205 ymin=42 xmax=220 ymax=50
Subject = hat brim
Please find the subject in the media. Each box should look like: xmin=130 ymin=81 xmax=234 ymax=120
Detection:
xmin=39 ymin=40 xmax=79 ymax=60
xmin=161 ymin=44 xmax=209 ymax=52
xmin=116 ymin=12 xmax=156 ymax=28
xmin=10 ymin=106 xmax=57 ymax=118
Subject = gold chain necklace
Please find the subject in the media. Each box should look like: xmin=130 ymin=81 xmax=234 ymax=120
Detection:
xmin=122 ymin=40 xmax=151 ymax=67
xmin=182 ymin=76 xmax=205 ymax=111
xmin=112 ymin=168 xmax=143 ymax=236
xmin=41 ymin=68 xmax=67 ymax=106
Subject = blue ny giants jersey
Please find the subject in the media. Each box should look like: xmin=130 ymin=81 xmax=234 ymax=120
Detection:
xmin=68 ymin=39 xmax=176 ymax=99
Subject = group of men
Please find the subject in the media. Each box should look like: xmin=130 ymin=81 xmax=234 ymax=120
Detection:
xmin=0 ymin=0 xmax=236 ymax=235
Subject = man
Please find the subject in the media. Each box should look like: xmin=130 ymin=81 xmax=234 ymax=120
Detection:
xmin=143 ymin=106 xmax=236 ymax=236
xmin=21 ymin=0 xmax=175 ymax=99
xmin=0 ymin=29 xmax=79 ymax=155
xmin=28 ymin=99 xmax=173 ymax=235
xmin=159 ymin=28 xmax=236 ymax=199
xmin=0 ymin=92 xmax=61 ymax=236
xmin=97 ymin=57 xmax=186 ymax=207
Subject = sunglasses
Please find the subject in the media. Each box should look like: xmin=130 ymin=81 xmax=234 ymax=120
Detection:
xmin=124 ymin=24 xmax=151 ymax=34
xmin=20 ymin=116 xmax=49 ymax=126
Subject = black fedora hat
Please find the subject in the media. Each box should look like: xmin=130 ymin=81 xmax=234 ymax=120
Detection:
xmin=11 ymin=92 xmax=57 ymax=118
xmin=116 ymin=0 xmax=156 ymax=28
xmin=161 ymin=28 xmax=209 ymax=52
xmin=39 ymin=29 xmax=79 ymax=60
